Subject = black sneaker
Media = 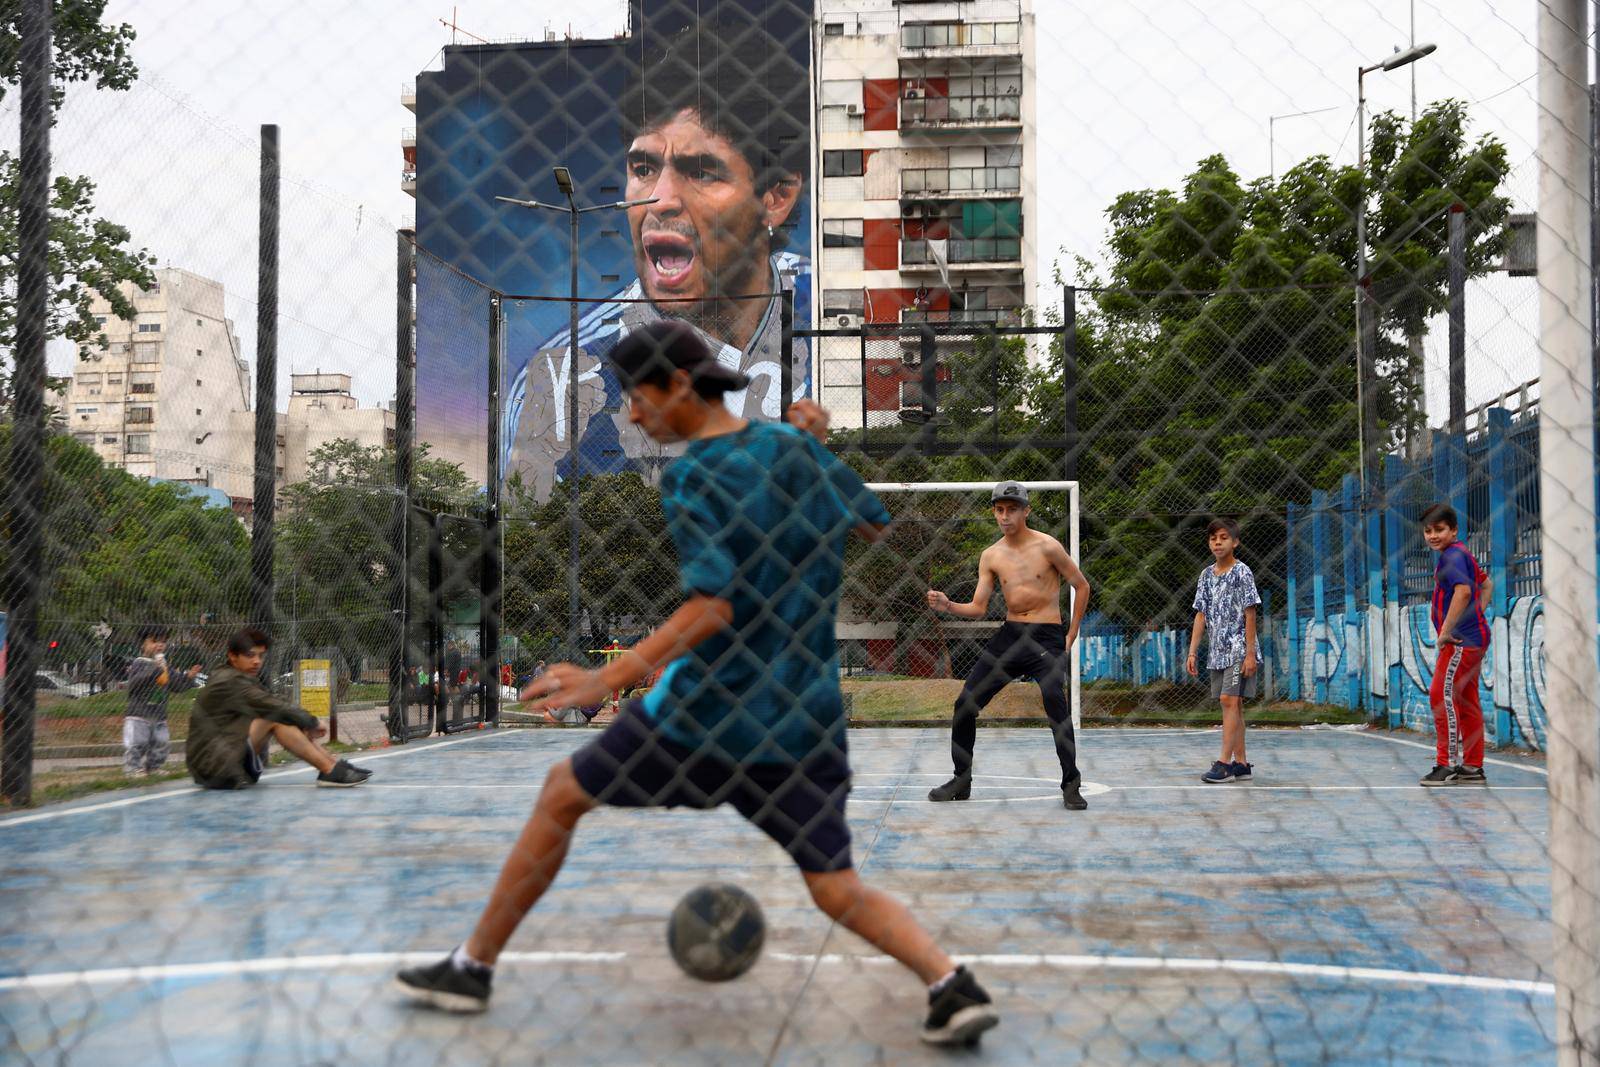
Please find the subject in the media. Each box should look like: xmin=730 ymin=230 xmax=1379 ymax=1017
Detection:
xmin=1447 ymin=765 xmax=1488 ymax=786
xmin=347 ymin=762 xmax=374 ymax=780
xmin=394 ymin=953 xmax=492 ymax=1013
xmin=1229 ymin=762 xmax=1253 ymax=782
xmin=921 ymin=966 xmax=999 ymax=1046
xmin=928 ymin=776 xmax=971 ymax=802
xmin=1062 ymin=782 xmax=1088 ymax=810
xmin=316 ymin=759 xmax=368 ymax=788
xmin=1201 ymin=760 xmax=1234 ymax=784
xmin=1420 ymin=765 xmax=1455 ymax=787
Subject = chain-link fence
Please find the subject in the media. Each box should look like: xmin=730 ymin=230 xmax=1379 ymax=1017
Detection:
xmin=3 ymin=0 xmax=1599 ymax=1064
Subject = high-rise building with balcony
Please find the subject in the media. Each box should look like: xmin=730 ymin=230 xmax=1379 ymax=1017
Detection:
xmin=63 ymin=269 xmax=255 ymax=498
xmin=814 ymin=0 xmax=1036 ymax=426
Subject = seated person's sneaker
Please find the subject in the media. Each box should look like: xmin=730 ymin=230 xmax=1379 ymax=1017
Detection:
xmin=316 ymin=759 xmax=368 ymax=788
xmin=1229 ymin=761 xmax=1252 ymax=781
xmin=1420 ymin=764 xmax=1455 ymax=786
xmin=1062 ymin=782 xmax=1088 ymax=810
xmin=928 ymin=776 xmax=971 ymax=802
xmin=1201 ymin=761 xmax=1234 ymax=784
xmin=921 ymin=966 xmax=999 ymax=1046
xmin=395 ymin=951 xmax=491 ymax=1013
xmin=1447 ymin=765 xmax=1487 ymax=785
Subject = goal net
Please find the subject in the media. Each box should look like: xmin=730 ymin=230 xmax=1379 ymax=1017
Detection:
xmin=839 ymin=481 xmax=1082 ymax=730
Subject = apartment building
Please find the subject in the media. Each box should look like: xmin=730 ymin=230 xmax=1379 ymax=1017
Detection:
xmin=815 ymin=0 xmax=1037 ymax=426
xmin=63 ymin=269 xmax=255 ymax=498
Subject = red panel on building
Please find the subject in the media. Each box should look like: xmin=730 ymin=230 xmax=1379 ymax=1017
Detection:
xmin=863 ymin=218 xmax=900 ymax=271
xmin=864 ymin=78 xmax=899 ymax=131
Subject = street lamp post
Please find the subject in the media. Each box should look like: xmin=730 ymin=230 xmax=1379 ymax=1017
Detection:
xmin=496 ymin=171 xmax=657 ymax=661
xmin=1354 ymin=42 xmax=1437 ymax=496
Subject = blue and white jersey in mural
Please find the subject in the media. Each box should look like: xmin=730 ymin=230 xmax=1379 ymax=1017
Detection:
xmin=500 ymin=252 xmax=810 ymax=497
xmin=1192 ymin=561 xmax=1263 ymax=670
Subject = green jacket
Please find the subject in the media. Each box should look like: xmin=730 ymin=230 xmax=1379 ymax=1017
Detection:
xmin=186 ymin=665 xmax=318 ymax=787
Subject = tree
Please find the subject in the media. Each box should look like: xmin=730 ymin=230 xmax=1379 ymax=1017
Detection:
xmin=0 ymin=1 xmax=154 ymax=414
xmin=275 ymin=439 xmax=474 ymax=665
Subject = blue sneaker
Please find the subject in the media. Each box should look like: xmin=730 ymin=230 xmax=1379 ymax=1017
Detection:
xmin=1229 ymin=762 xmax=1252 ymax=781
xmin=1201 ymin=761 xmax=1234 ymax=784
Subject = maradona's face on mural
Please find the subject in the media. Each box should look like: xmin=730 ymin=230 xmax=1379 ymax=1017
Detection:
xmin=625 ymin=108 xmax=799 ymax=310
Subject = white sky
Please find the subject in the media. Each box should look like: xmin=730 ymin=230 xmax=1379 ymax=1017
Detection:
xmin=11 ymin=0 xmax=1545 ymax=421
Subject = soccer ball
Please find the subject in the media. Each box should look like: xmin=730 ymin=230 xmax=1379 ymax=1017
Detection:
xmin=667 ymin=883 xmax=766 ymax=982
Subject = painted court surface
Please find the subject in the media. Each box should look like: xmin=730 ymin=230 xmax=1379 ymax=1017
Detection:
xmin=0 ymin=726 xmax=1555 ymax=1065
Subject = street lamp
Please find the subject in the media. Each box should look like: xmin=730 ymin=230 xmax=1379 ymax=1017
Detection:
xmin=1268 ymin=105 xmax=1339 ymax=181
xmin=1354 ymin=42 xmax=1437 ymax=495
xmin=496 ymin=169 xmax=657 ymax=661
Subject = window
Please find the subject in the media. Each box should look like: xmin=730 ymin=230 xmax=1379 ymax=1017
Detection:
xmin=195 ymin=379 xmax=202 ymax=387
xmin=823 ymin=22 xmax=844 ymax=36
xmin=74 ymin=406 xmax=98 ymax=415
xmin=102 ymin=435 xmax=118 ymax=444
xmin=130 ymin=383 xmax=155 ymax=394
xmin=820 ymin=80 xmax=862 ymax=108
xmin=986 ymin=145 xmax=1022 ymax=167
xmin=821 ymin=288 xmax=864 ymax=318
xmin=127 ymin=434 xmax=150 ymax=454
xmin=128 ymin=407 xmax=153 ymax=424
xmin=75 ymin=373 xmax=102 ymax=386
xmin=138 ymin=322 xmax=161 ymax=333
xmin=107 ymin=375 xmax=123 ymax=385
xmin=94 ymin=315 xmax=106 ymax=325
xmin=823 ymin=150 xmax=864 ymax=177
xmin=196 ymin=349 xmax=202 ymax=358
xmin=195 ymin=318 xmax=202 ymax=326
xmin=823 ymin=219 xmax=864 ymax=247
xmin=73 ymin=432 xmax=95 ymax=445
xmin=195 ymin=408 xmax=202 ymax=416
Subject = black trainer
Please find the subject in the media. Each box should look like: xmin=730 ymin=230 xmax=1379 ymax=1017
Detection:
xmin=316 ymin=759 xmax=368 ymax=788
xmin=921 ymin=966 xmax=999 ymax=1046
xmin=1420 ymin=764 xmax=1455 ymax=787
xmin=394 ymin=953 xmax=492 ymax=1013
xmin=1447 ymin=765 xmax=1488 ymax=786
xmin=347 ymin=762 xmax=374 ymax=779
xmin=928 ymin=776 xmax=971 ymax=802
xmin=1062 ymin=782 xmax=1088 ymax=810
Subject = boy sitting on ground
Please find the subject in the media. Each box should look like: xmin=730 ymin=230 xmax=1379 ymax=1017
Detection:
xmin=186 ymin=627 xmax=370 ymax=790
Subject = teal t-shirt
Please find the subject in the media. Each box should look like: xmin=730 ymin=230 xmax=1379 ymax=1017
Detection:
xmin=641 ymin=421 xmax=891 ymax=764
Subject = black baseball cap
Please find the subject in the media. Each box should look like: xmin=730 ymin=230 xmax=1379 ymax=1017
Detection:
xmin=992 ymin=481 xmax=1029 ymax=505
xmin=607 ymin=320 xmax=749 ymax=392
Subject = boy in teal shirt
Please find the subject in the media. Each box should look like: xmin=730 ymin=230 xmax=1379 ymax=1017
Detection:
xmin=396 ymin=322 xmax=998 ymax=1046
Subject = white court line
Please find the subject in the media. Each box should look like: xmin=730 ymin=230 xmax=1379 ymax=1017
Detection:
xmin=0 ymin=729 xmax=521 ymax=829
xmin=0 ymin=949 xmax=1551 ymax=998
xmin=1342 ymin=729 xmax=1549 ymax=777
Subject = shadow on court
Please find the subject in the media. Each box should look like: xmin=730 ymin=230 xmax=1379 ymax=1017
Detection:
xmin=0 ymin=727 xmax=1556 ymax=1065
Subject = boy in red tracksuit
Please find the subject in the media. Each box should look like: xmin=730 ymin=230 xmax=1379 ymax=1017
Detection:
xmin=1419 ymin=503 xmax=1493 ymax=787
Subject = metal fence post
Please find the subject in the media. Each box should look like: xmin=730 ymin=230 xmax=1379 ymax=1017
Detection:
xmin=428 ymin=511 xmax=445 ymax=735
xmin=251 ymin=124 xmax=280 ymax=638
xmin=1485 ymin=407 xmax=1514 ymax=746
xmin=1384 ymin=456 xmax=1409 ymax=728
xmin=483 ymin=293 xmax=502 ymax=728
xmin=1 ymin=0 xmax=51 ymax=807
xmin=389 ymin=232 xmax=414 ymax=741
xmin=1342 ymin=474 xmax=1362 ymax=712
xmin=1286 ymin=502 xmax=1302 ymax=702
xmin=780 ymin=288 xmax=794 ymax=419
xmin=1311 ymin=490 xmax=1330 ymax=705
xmin=1063 ymin=286 xmax=1079 ymax=482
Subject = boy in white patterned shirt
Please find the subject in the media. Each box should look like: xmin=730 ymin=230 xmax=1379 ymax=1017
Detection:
xmin=1185 ymin=518 xmax=1261 ymax=783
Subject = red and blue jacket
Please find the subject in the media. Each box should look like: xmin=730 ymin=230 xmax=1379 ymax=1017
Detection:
xmin=1432 ymin=542 xmax=1491 ymax=649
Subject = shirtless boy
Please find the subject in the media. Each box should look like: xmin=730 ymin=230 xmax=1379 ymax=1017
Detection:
xmin=925 ymin=481 xmax=1092 ymax=809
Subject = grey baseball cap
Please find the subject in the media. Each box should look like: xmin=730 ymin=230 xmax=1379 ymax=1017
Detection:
xmin=991 ymin=480 xmax=1029 ymax=505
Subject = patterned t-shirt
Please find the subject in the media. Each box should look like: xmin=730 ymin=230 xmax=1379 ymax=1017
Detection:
xmin=642 ymin=421 xmax=891 ymax=765
xmin=1192 ymin=561 xmax=1263 ymax=670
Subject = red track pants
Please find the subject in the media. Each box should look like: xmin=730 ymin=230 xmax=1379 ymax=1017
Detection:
xmin=1430 ymin=643 xmax=1486 ymax=768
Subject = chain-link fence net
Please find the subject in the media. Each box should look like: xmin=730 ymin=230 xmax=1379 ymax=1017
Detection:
xmin=2 ymin=0 xmax=1597 ymax=1063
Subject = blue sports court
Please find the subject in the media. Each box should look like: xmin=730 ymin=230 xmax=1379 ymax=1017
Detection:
xmin=0 ymin=725 xmax=1556 ymax=1065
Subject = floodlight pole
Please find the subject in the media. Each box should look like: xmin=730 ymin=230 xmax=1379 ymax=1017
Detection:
xmin=1268 ymin=105 xmax=1339 ymax=181
xmin=495 ymin=176 xmax=657 ymax=661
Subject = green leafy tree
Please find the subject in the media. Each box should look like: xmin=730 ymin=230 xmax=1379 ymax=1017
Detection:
xmin=0 ymin=1 xmax=154 ymax=413
xmin=275 ymin=439 xmax=474 ymax=665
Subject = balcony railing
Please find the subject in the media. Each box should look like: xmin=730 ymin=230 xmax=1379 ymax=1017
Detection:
xmin=901 ymin=307 xmax=1023 ymax=327
xmin=901 ymin=238 xmax=1023 ymax=266
xmin=900 ymin=21 xmax=1022 ymax=51
xmin=901 ymin=166 xmax=1021 ymax=197
xmin=901 ymin=94 xmax=1022 ymax=129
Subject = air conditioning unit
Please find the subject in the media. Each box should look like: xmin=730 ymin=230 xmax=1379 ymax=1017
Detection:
xmin=846 ymin=103 xmax=862 ymax=115
xmin=835 ymin=313 xmax=861 ymax=328
xmin=904 ymin=88 xmax=924 ymax=99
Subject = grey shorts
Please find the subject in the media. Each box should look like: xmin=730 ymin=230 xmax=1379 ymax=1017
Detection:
xmin=1209 ymin=662 xmax=1258 ymax=699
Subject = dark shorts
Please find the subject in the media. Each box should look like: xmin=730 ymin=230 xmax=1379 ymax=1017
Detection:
xmin=193 ymin=741 xmax=266 ymax=791
xmin=570 ymin=701 xmax=853 ymax=873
